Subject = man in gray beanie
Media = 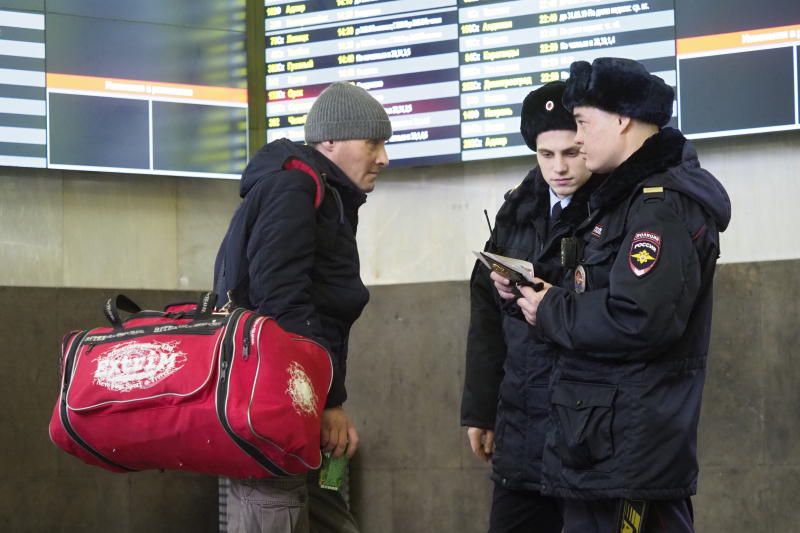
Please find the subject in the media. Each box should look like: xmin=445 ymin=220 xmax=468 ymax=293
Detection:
xmin=493 ymin=57 xmax=731 ymax=532
xmin=214 ymin=81 xmax=392 ymax=532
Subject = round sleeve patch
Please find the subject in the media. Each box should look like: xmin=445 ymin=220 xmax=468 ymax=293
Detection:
xmin=629 ymin=231 xmax=661 ymax=277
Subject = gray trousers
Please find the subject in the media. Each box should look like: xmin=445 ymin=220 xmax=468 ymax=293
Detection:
xmin=226 ymin=471 xmax=359 ymax=533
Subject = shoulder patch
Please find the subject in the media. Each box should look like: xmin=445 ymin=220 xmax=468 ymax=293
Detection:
xmin=629 ymin=231 xmax=661 ymax=277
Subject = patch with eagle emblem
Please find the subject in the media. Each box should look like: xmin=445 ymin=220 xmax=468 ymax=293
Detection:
xmin=629 ymin=231 xmax=661 ymax=277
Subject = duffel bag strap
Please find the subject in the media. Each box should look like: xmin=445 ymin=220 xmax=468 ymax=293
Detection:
xmin=103 ymin=295 xmax=142 ymax=329
xmin=195 ymin=292 xmax=217 ymax=319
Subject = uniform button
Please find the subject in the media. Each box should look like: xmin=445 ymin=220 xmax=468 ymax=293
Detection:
xmin=576 ymin=400 xmax=583 ymax=407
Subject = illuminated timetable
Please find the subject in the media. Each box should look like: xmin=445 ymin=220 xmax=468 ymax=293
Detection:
xmin=265 ymin=0 xmax=676 ymax=166
xmin=459 ymin=0 xmax=677 ymax=161
xmin=265 ymin=0 xmax=462 ymax=167
xmin=0 ymin=9 xmax=46 ymax=168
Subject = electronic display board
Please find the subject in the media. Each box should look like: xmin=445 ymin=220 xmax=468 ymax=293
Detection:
xmin=265 ymin=0 xmax=462 ymax=167
xmin=0 ymin=9 xmax=46 ymax=168
xmin=458 ymin=0 xmax=676 ymax=161
xmin=675 ymin=0 xmax=800 ymax=139
xmin=2 ymin=1 xmax=798 ymax=177
xmin=0 ymin=1 xmax=248 ymax=178
xmin=265 ymin=0 xmax=677 ymax=167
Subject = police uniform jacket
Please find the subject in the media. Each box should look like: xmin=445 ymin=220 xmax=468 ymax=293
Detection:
xmin=214 ymin=138 xmax=370 ymax=408
xmin=460 ymin=166 xmax=601 ymax=491
xmin=536 ymin=127 xmax=731 ymax=499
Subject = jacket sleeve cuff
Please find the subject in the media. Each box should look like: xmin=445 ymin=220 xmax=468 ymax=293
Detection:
xmin=325 ymin=370 xmax=347 ymax=408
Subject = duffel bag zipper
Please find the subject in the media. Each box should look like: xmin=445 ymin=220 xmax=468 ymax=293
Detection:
xmin=241 ymin=313 xmax=259 ymax=360
xmin=216 ymin=309 xmax=288 ymax=477
xmin=58 ymin=330 xmax=138 ymax=472
xmin=82 ymin=318 xmax=225 ymax=350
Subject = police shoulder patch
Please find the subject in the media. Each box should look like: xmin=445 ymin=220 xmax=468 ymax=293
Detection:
xmin=629 ymin=231 xmax=661 ymax=277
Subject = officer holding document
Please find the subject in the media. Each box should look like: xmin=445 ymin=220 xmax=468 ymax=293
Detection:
xmin=461 ymin=81 xmax=602 ymax=533
xmin=499 ymin=58 xmax=731 ymax=532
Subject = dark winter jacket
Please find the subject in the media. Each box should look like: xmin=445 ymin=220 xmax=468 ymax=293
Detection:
xmin=214 ymin=139 xmax=370 ymax=407
xmin=460 ymin=166 xmax=602 ymax=491
xmin=536 ymin=128 xmax=731 ymax=499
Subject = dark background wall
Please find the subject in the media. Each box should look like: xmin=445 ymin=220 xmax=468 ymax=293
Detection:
xmin=1 ymin=259 xmax=798 ymax=531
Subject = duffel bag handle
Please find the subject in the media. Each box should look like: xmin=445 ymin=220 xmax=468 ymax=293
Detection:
xmin=195 ymin=292 xmax=217 ymax=319
xmin=103 ymin=295 xmax=142 ymax=329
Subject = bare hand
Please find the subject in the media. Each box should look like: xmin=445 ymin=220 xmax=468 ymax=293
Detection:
xmin=516 ymin=279 xmax=552 ymax=326
xmin=467 ymin=427 xmax=494 ymax=462
xmin=490 ymin=271 xmax=517 ymax=300
xmin=321 ymin=406 xmax=360 ymax=459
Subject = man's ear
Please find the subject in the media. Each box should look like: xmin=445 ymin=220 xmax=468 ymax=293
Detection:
xmin=617 ymin=115 xmax=632 ymax=133
xmin=316 ymin=140 xmax=336 ymax=155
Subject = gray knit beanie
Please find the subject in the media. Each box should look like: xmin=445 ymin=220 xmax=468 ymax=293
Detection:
xmin=304 ymin=82 xmax=392 ymax=143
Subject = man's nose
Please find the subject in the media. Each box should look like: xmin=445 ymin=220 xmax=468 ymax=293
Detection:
xmin=554 ymin=156 xmax=568 ymax=173
xmin=376 ymin=144 xmax=389 ymax=167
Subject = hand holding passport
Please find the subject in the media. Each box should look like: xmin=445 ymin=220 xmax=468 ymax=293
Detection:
xmin=473 ymin=251 xmax=544 ymax=292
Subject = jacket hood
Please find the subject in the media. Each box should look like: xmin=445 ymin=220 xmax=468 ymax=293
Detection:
xmin=238 ymin=139 xmax=366 ymax=206
xmin=589 ymin=127 xmax=730 ymax=232
xmin=240 ymin=138 xmax=310 ymax=198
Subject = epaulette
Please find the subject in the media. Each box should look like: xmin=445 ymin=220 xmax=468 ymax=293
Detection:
xmin=503 ymin=181 xmax=523 ymax=201
xmin=642 ymin=185 xmax=664 ymax=202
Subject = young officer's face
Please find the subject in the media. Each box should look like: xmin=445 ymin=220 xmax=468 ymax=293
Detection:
xmin=573 ymin=106 xmax=625 ymax=174
xmin=325 ymin=139 xmax=389 ymax=193
xmin=535 ymin=129 xmax=592 ymax=199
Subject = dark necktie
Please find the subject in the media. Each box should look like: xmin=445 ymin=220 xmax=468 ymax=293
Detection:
xmin=551 ymin=201 xmax=563 ymax=220
xmin=548 ymin=201 xmax=562 ymax=235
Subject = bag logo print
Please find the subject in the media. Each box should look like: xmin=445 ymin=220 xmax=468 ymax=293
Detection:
xmin=93 ymin=340 xmax=188 ymax=392
xmin=286 ymin=361 xmax=317 ymax=416
xmin=629 ymin=231 xmax=661 ymax=277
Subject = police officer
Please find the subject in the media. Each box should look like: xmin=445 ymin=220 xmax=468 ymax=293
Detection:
xmin=495 ymin=58 xmax=731 ymax=532
xmin=461 ymin=81 xmax=602 ymax=533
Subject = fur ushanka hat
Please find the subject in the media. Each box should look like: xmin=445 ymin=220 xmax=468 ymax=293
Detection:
xmin=520 ymin=81 xmax=576 ymax=151
xmin=562 ymin=57 xmax=674 ymax=127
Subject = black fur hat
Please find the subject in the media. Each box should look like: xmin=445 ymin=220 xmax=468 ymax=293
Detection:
xmin=562 ymin=57 xmax=674 ymax=127
xmin=520 ymin=81 xmax=576 ymax=151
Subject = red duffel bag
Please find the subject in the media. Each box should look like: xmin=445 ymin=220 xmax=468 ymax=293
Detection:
xmin=48 ymin=293 xmax=332 ymax=478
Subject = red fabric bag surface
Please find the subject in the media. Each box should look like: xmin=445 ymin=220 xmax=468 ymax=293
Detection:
xmin=49 ymin=294 xmax=332 ymax=478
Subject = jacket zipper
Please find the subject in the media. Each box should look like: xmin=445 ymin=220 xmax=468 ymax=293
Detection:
xmin=58 ymin=330 xmax=138 ymax=472
xmin=215 ymin=309 xmax=288 ymax=476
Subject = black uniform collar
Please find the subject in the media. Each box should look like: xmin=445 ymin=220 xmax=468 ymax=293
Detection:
xmin=497 ymin=166 xmax=602 ymax=229
xmin=588 ymin=127 xmax=685 ymax=213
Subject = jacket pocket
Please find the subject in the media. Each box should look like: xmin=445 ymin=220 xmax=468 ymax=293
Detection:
xmin=551 ymin=381 xmax=617 ymax=470
xmin=577 ymin=245 xmax=616 ymax=291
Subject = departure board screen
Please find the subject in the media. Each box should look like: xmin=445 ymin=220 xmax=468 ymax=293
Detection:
xmin=2 ymin=1 xmax=798 ymax=177
xmin=0 ymin=1 xmax=248 ymax=178
xmin=265 ymin=0 xmax=461 ymax=167
xmin=0 ymin=8 xmax=46 ymax=169
xmin=265 ymin=0 xmax=677 ymax=167
xmin=675 ymin=0 xmax=800 ymax=139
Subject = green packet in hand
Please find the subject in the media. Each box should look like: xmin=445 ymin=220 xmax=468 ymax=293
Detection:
xmin=318 ymin=452 xmax=347 ymax=490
